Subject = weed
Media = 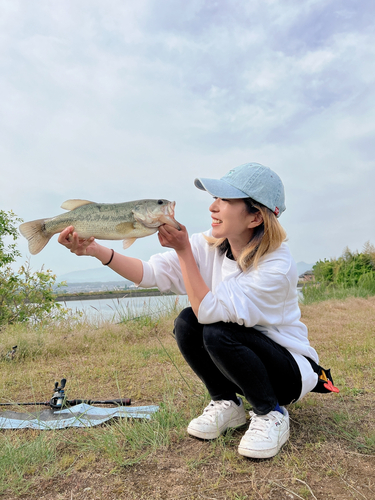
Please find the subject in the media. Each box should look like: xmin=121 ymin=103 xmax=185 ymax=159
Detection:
xmin=0 ymin=432 xmax=57 ymax=495
xmin=301 ymin=282 xmax=375 ymax=304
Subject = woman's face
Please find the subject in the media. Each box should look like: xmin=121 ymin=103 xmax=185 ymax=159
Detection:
xmin=209 ymin=198 xmax=262 ymax=249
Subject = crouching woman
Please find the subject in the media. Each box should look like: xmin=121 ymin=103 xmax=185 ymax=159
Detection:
xmin=58 ymin=162 xmax=321 ymax=459
xmin=155 ymin=163 xmax=320 ymax=459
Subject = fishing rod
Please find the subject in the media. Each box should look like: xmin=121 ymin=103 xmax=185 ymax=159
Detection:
xmin=0 ymin=378 xmax=131 ymax=410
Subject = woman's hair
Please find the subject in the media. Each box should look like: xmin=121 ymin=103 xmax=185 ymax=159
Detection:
xmin=204 ymin=198 xmax=287 ymax=271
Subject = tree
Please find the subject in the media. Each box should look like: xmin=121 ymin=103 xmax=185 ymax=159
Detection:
xmin=0 ymin=210 xmax=64 ymax=325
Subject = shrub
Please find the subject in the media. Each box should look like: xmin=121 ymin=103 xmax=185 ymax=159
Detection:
xmin=0 ymin=210 xmax=64 ymax=325
xmin=302 ymin=242 xmax=375 ymax=304
xmin=313 ymin=243 xmax=375 ymax=288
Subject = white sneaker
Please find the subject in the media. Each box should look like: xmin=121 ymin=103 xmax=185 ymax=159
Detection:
xmin=238 ymin=407 xmax=289 ymax=459
xmin=187 ymin=399 xmax=247 ymax=440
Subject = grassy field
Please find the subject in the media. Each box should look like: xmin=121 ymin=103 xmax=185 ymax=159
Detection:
xmin=0 ymin=296 xmax=374 ymax=499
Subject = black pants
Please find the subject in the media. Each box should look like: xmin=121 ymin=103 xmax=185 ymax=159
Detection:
xmin=173 ymin=307 xmax=302 ymax=415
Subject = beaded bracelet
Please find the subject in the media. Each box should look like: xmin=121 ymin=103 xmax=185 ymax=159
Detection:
xmin=103 ymin=249 xmax=115 ymax=266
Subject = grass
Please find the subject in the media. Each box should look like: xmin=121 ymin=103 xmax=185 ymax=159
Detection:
xmin=301 ymin=281 xmax=375 ymax=305
xmin=75 ymin=294 xmax=189 ymax=326
xmin=0 ymin=432 xmax=57 ymax=495
xmin=0 ymin=296 xmax=374 ymax=499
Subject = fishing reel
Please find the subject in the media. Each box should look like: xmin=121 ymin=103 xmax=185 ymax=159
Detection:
xmin=49 ymin=378 xmax=67 ymax=409
xmin=0 ymin=376 xmax=131 ymax=410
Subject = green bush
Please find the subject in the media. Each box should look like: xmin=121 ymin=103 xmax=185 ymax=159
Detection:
xmin=357 ymin=271 xmax=375 ymax=294
xmin=302 ymin=242 xmax=375 ymax=304
xmin=0 ymin=210 xmax=64 ymax=325
xmin=313 ymin=244 xmax=375 ymax=288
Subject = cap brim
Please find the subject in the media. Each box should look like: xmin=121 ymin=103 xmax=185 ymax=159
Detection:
xmin=194 ymin=178 xmax=248 ymax=199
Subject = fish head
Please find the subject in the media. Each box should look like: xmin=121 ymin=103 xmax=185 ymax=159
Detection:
xmin=132 ymin=199 xmax=181 ymax=230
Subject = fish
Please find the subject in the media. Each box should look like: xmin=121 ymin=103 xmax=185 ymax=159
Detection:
xmin=19 ymin=198 xmax=181 ymax=255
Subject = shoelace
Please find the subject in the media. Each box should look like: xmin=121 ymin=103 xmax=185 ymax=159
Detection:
xmin=201 ymin=400 xmax=232 ymax=422
xmin=248 ymin=412 xmax=280 ymax=437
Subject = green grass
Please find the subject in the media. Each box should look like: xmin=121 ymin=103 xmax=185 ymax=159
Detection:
xmin=301 ymin=281 xmax=375 ymax=304
xmin=0 ymin=296 xmax=374 ymax=499
xmin=67 ymin=391 xmax=189 ymax=469
xmin=0 ymin=433 xmax=57 ymax=496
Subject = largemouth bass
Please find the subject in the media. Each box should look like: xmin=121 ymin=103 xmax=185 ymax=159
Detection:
xmin=19 ymin=198 xmax=180 ymax=255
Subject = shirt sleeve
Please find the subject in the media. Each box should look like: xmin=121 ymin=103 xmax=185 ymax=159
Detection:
xmin=139 ymin=232 xmax=213 ymax=294
xmin=140 ymin=249 xmax=186 ymax=294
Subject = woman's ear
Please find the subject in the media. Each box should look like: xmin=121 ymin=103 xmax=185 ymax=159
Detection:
xmin=248 ymin=211 xmax=263 ymax=229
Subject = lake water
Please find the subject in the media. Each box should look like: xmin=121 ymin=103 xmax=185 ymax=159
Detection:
xmin=62 ymin=294 xmax=190 ymax=323
xmin=62 ymin=288 xmax=303 ymax=323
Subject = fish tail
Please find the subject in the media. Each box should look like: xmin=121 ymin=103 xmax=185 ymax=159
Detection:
xmin=19 ymin=219 xmax=52 ymax=255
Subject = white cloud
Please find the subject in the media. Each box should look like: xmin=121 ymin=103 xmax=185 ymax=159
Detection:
xmin=1 ymin=0 xmax=374 ymax=274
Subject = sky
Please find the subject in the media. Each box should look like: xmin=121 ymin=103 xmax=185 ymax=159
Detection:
xmin=1 ymin=0 xmax=374 ymax=278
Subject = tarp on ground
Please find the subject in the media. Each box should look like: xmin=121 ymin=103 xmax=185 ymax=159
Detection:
xmin=0 ymin=403 xmax=159 ymax=430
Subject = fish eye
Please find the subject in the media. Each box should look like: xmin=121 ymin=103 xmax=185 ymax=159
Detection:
xmin=157 ymin=200 xmax=163 ymax=205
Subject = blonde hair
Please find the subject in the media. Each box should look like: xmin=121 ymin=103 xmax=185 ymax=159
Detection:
xmin=204 ymin=199 xmax=287 ymax=271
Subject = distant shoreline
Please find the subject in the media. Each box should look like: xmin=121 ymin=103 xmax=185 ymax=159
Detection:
xmin=54 ymin=289 xmax=175 ymax=302
xmin=56 ymin=285 xmax=306 ymax=302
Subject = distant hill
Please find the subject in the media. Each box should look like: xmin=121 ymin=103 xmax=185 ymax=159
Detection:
xmin=296 ymin=261 xmax=314 ymax=276
xmin=57 ymin=267 xmax=132 ymax=285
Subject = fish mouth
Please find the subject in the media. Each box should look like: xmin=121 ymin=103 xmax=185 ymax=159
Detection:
xmin=159 ymin=201 xmax=181 ymax=230
xmin=133 ymin=200 xmax=181 ymax=230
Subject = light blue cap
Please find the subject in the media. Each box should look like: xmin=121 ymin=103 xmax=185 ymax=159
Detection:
xmin=194 ymin=162 xmax=286 ymax=217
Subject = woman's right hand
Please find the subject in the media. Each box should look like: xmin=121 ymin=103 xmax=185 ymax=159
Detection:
xmin=58 ymin=226 xmax=98 ymax=257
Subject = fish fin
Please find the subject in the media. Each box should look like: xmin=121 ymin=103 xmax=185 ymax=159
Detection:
xmin=123 ymin=238 xmax=137 ymax=249
xmin=61 ymin=199 xmax=95 ymax=211
xmin=19 ymin=219 xmax=52 ymax=255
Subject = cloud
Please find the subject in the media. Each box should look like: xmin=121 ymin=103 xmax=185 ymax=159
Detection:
xmin=1 ymin=0 xmax=374 ymax=274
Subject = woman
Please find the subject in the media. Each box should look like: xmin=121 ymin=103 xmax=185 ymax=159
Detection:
xmin=58 ymin=162 xmax=320 ymax=459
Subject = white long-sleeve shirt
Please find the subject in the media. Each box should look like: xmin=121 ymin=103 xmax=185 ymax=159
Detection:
xmin=140 ymin=231 xmax=318 ymax=400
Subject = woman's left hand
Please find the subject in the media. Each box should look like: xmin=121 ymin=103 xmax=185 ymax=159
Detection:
xmin=158 ymin=223 xmax=190 ymax=253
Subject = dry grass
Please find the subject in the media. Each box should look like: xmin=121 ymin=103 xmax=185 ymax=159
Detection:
xmin=0 ymin=296 xmax=374 ymax=499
